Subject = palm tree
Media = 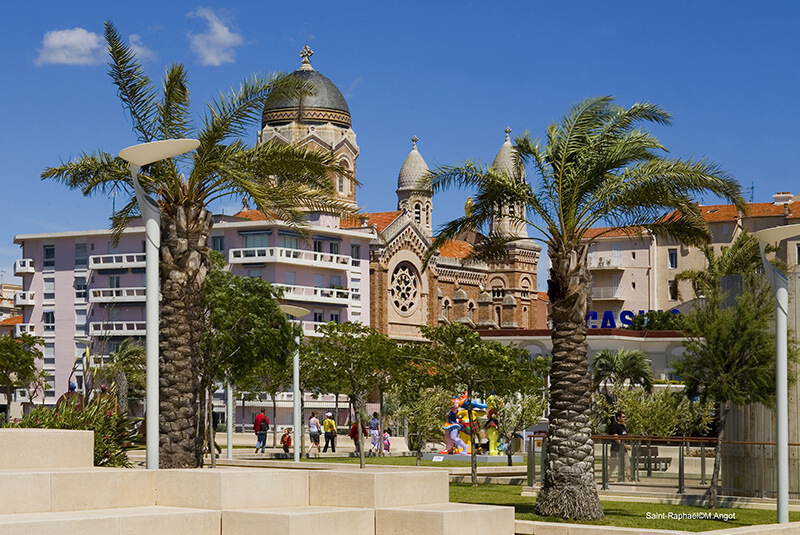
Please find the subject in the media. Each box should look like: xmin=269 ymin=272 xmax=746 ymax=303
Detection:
xmin=92 ymin=338 xmax=146 ymax=415
xmin=42 ymin=22 xmax=353 ymax=468
xmin=591 ymin=348 xmax=653 ymax=394
xmin=428 ymin=96 xmax=745 ymax=519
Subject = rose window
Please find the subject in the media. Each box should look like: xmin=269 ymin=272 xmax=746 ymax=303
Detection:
xmin=390 ymin=263 xmax=419 ymax=314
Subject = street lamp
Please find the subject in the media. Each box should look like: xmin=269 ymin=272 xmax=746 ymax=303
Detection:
xmin=752 ymin=223 xmax=800 ymax=523
xmin=118 ymin=139 xmax=200 ymax=470
xmin=279 ymin=304 xmax=310 ymax=462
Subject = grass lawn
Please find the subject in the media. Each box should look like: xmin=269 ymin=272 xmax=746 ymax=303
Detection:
xmin=449 ymin=483 xmax=800 ymax=532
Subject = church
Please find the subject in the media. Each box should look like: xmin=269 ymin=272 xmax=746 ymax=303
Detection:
xmin=249 ymin=45 xmax=548 ymax=340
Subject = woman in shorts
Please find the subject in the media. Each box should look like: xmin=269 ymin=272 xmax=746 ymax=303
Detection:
xmin=307 ymin=411 xmax=321 ymax=455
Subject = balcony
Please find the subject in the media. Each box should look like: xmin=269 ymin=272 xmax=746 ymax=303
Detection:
xmin=589 ymin=257 xmax=624 ymax=270
xmin=15 ymin=324 xmax=35 ymax=337
xmin=14 ymin=291 xmax=35 ymax=306
xmin=88 ymin=253 xmax=146 ymax=270
xmin=289 ymin=320 xmax=327 ymax=337
xmin=274 ymin=284 xmax=352 ymax=306
xmin=89 ymin=287 xmax=146 ymax=304
xmin=228 ymin=247 xmax=352 ymax=271
xmin=592 ymin=286 xmax=624 ymax=300
xmin=89 ymin=321 xmax=146 ymax=337
xmin=14 ymin=259 xmax=34 ymax=276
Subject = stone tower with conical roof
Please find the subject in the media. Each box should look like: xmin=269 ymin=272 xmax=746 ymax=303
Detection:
xmin=396 ymin=136 xmax=433 ymax=238
xmin=258 ymin=45 xmax=359 ymax=208
xmin=490 ymin=127 xmax=528 ymax=239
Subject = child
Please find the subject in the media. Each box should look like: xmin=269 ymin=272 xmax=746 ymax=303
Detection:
xmin=280 ymin=428 xmax=292 ymax=454
xmin=383 ymin=430 xmax=391 ymax=453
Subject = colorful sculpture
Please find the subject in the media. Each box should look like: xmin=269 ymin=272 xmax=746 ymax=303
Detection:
xmin=440 ymin=392 xmax=488 ymax=455
xmin=484 ymin=394 xmax=501 ymax=456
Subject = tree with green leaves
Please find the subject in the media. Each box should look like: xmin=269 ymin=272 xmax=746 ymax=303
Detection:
xmin=0 ymin=333 xmax=43 ymax=423
xmin=302 ymin=322 xmax=398 ymax=468
xmin=390 ymin=384 xmax=453 ymax=466
xmin=42 ymin=22 xmax=352 ymax=468
xmin=673 ymin=270 xmax=784 ymax=508
xmin=200 ymin=250 xmax=296 ymax=466
xmin=428 ymin=96 xmax=744 ymax=519
xmin=495 ymin=391 xmax=548 ymax=467
xmin=625 ymin=310 xmax=684 ymax=331
xmin=591 ymin=348 xmax=654 ymax=396
xmin=416 ymin=322 xmax=546 ymax=485
xmin=241 ymin=357 xmax=292 ymax=448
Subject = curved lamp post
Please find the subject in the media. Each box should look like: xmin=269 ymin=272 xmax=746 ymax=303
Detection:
xmin=279 ymin=304 xmax=310 ymax=462
xmin=752 ymin=223 xmax=800 ymax=523
xmin=118 ymin=139 xmax=200 ymax=470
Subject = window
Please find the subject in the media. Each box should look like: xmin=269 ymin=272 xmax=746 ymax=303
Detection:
xmin=330 ymin=275 xmax=341 ymax=288
xmin=43 ymin=311 xmax=55 ymax=331
xmin=284 ymin=271 xmax=295 ymax=285
xmin=109 ymin=275 xmax=121 ymax=289
xmin=631 ymin=281 xmax=636 ymax=290
xmin=75 ymin=243 xmax=87 ymax=268
xmin=612 ymin=244 xmax=621 ymax=264
xmin=44 ymin=344 xmax=55 ymax=367
xmin=75 ymin=309 xmax=87 ymax=333
xmin=631 ymin=251 xmax=636 ymax=260
xmin=668 ymin=248 xmax=678 ymax=269
xmin=43 ymin=278 xmax=55 ymax=301
xmin=338 ymin=176 xmax=344 ymax=193
xmin=43 ymin=245 xmax=55 ymax=269
xmin=245 ymin=233 xmax=269 ymax=248
xmin=329 ymin=241 xmax=339 ymax=255
xmin=314 ymin=274 xmax=324 ymax=288
xmin=75 ymin=276 xmax=87 ymax=300
xmin=313 ymin=310 xmax=324 ymax=323
xmin=668 ymin=280 xmax=678 ymax=301
xmin=723 ymin=223 xmax=730 ymax=235
xmin=313 ymin=240 xmax=324 ymax=253
xmin=211 ymin=236 xmax=225 ymax=252
xmin=281 ymin=235 xmax=299 ymax=249
xmin=330 ymin=311 xmax=340 ymax=323
xmin=351 ymin=244 xmax=361 ymax=266
xmin=414 ymin=203 xmax=421 ymax=225
xmin=247 ymin=270 xmax=262 ymax=279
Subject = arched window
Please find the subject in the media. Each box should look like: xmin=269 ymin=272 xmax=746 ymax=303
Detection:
xmin=390 ymin=262 xmax=420 ymax=316
xmin=414 ymin=203 xmax=421 ymax=224
xmin=426 ymin=203 xmax=431 ymax=226
xmin=338 ymin=176 xmax=344 ymax=193
xmin=442 ymin=299 xmax=451 ymax=321
xmin=468 ymin=302 xmax=475 ymax=321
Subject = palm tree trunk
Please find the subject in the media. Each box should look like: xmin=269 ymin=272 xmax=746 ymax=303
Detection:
xmin=709 ymin=400 xmax=730 ymax=509
xmin=159 ymin=201 xmax=212 ymax=468
xmin=535 ymin=243 xmax=603 ymax=520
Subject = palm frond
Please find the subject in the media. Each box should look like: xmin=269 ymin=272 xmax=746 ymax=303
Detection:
xmin=41 ymin=151 xmax=130 ymax=196
xmin=104 ymin=21 xmax=157 ymax=142
xmin=157 ymin=64 xmax=192 ymax=141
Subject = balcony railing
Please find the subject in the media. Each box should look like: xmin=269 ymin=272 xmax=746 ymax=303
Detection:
xmin=274 ymin=284 xmax=352 ymax=305
xmin=89 ymin=287 xmax=146 ymax=303
xmin=15 ymin=324 xmax=35 ymax=337
xmin=228 ymin=247 xmax=352 ymax=270
xmin=14 ymin=259 xmax=34 ymax=276
xmin=589 ymin=257 xmax=624 ymax=269
xmin=88 ymin=253 xmax=146 ymax=270
xmin=89 ymin=321 xmax=146 ymax=337
xmin=14 ymin=291 xmax=35 ymax=306
xmin=592 ymin=286 xmax=624 ymax=300
xmin=288 ymin=320 xmax=328 ymax=337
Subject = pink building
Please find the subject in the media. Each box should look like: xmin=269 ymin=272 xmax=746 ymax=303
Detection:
xmin=13 ymin=214 xmax=373 ymax=405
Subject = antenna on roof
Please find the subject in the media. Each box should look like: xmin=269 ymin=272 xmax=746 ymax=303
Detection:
xmin=745 ymin=181 xmax=754 ymax=203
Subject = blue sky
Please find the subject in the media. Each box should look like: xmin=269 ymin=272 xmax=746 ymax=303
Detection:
xmin=1 ymin=1 xmax=797 ymax=288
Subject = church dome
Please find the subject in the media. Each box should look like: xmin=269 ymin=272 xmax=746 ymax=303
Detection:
xmin=262 ymin=46 xmax=351 ymax=129
xmin=397 ymin=136 xmax=430 ymax=193
xmin=492 ymin=127 xmax=525 ymax=180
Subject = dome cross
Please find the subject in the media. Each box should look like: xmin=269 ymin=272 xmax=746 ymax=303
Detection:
xmin=300 ymin=45 xmax=314 ymax=70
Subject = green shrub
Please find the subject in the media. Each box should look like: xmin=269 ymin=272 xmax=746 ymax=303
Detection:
xmin=8 ymin=394 xmax=137 ymax=467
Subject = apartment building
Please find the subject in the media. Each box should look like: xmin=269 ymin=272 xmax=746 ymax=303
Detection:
xmin=12 ymin=215 xmax=373 ymax=405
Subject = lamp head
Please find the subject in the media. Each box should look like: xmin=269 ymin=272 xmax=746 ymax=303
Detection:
xmin=118 ymin=139 xmax=200 ymax=167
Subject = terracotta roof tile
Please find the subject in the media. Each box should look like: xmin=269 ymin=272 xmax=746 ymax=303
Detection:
xmin=233 ymin=209 xmax=268 ymax=221
xmin=537 ymin=291 xmax=549 ymax=301
xmin=0 ymin=315 xmax=22 ymax=326
xmin=348 ymin=211 xmax=402 ymax=232
xmin=438 ymin=239 xmax=473 ymax=259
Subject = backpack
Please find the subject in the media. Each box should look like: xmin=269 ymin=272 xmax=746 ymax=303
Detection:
xmin=259 ymin=418 xmax=269 ymax=433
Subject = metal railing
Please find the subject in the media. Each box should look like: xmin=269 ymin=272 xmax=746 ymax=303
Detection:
xmin=228 ymin=247 xmax=352 ymax=269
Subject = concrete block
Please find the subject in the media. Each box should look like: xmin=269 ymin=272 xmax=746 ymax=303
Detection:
xmin=376 ymin=502 xmax=514 ymax=535
xmin=223 ymin=506 xmax=374 ymax=535
xmin=0 ymin=429 xmax=93 ymax=469
xmin=50 ymin=469 xmax=156 ymax=511
xmin=0 ymin=472 xmax=51 ymax=514
xmin=157 ymin=468 xmax=309 ymax=509
xmin=310 ymin=469 xmax=448 ymax=508
xmin=117 ymin=506 xmax=220 ymax=535
xmin=0 ymin=511 xmax=118 ymax=535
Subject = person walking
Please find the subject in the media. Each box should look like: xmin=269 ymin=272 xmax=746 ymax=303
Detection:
xmin=323 ymin=412 xmax=337 ymax=453
xmin=307 ymin=411 xmax=322 ymax=456
xmin=350 ymin=421 xmax=367 ymax=452
xmin=280 ymin=428 xmax=292 ymax=454
xmin=254 ymin=408 xmax=269 ymax=454
xmin=368 ymin=412 xmax=381 ymax=452
xmin=608 ymin=411 xmax=631 ymax=481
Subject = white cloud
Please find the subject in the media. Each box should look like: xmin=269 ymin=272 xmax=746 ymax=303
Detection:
xmin=35 ymin=27 xmax=105 ymax=66
xmin=187 ymin=7 xmax=244 ymax=66
xmin=129 ymin=34 xmax=157 ymax=62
